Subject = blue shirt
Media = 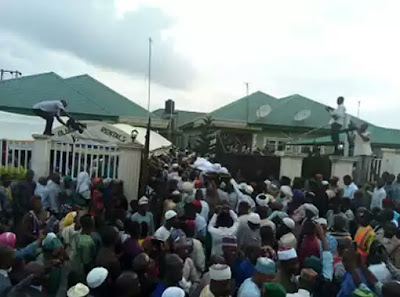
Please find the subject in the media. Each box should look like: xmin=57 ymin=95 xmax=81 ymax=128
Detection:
xmin=337 ymin=269 xmax=370 ymax=297
xmin=319 ymin=234 xmax=338 ymax=255
xmin=236 ymin=259 xmax=255 ymax=287
xmin=237 ymin=278 xmax=260 ymax=297
xmin=151 ymin=283 xmax=180 ymax=297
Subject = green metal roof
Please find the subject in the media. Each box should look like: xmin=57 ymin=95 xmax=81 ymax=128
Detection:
xmin=153 ymin=109 xmax=206 ymax=128
xmin=252 ymin=94 xmax=331 ymax=128
xmin=209 ymin=91 xmax=279 ymax=122
xmin=0 ymin=72 xmax=152 ymax=120
xmin=65 ymin=74 xmax=152 ymax=118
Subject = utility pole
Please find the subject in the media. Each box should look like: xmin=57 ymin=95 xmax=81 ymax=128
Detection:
xmin=0 ymin=69 xmax=22 ymax=81
xmin=357 ymin=100 xmax=361 ymax=117
xmin=245 ymin=82 xmax=250 ymax=96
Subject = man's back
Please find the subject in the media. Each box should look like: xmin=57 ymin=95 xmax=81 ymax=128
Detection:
xmin=33 ymin=100 xmax=65 ymax=115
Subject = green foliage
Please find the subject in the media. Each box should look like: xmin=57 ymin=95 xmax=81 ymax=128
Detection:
xmin=195 ymin=116 xmax=216 ymax=156
xmin=0 ymin=165 xmax=26 ymax=180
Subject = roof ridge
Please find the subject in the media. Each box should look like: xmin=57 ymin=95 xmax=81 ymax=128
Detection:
xmin=210 ymin=91 xmax=277 ymax=115
xmin=61 ymin=75 xmax=112 ymax=115
xmin=0 ymin=72 xmax=58 ymax=85
xmin=71 ymin=74 xmax=148 ymax=111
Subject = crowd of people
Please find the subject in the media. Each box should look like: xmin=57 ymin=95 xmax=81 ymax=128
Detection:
xmin=0 ymin=153 xmax=399 ymax=297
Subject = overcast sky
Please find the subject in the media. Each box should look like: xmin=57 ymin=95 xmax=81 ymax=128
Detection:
xmin=0 ymin=0 xmax=399 ymax=128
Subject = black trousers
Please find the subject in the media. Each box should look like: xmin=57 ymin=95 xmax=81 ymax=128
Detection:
xmin=331 ymin=123 xmax=342 ymax=152
xmin=33 ymin=109 xmax=54 ymax=135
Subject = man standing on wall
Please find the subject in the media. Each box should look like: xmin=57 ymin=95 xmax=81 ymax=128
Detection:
xmin=32 ymin=100 xmax=70 ymax=136
xmin=350 ymin=123 xmax=373 ymax=185
xmin=326 ymin=96 xmax=346 ymax=155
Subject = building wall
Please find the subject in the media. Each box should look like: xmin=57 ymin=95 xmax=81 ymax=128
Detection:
xmin=251 ymin=129 xmax=327 ymax=153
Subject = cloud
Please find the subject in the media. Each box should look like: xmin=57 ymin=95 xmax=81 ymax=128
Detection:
xmin=0 ymin=0 xmax=196 ymax=89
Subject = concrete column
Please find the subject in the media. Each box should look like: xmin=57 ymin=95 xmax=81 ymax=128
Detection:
xmin=31 ymin=134 xmax=52 ymax=179
xmin=117 ymin=143 xmax=143 ymax=203
xmin=380 ymin=149 xmax=400 ymax=175
xmin=280 ymin=153 xmax=307 ymax=182
xmin=330 ymin=156 xmax=358 ymax=186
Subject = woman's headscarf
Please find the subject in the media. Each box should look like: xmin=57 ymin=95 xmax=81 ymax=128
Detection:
xmin=0 ymin=232 xmax=16 ymax=249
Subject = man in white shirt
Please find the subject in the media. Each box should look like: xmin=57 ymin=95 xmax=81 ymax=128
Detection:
xmin=350 ymin=123 xmax=373 ymax=185
xmin=371 ymin=178 xmax=387 ymax=210
xmin=32 ymin=100 xmax=69 ymax=135
xmin=343 ymin=175 xmax=358 ymax=199
xmin=327 ymin=96 xmax=346 ymax=155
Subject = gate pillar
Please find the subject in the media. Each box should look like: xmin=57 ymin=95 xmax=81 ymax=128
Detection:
xmin=31 ymin=134 xmax=51 ymax=179
xmin=329 ymin=156 xmax=358 ymax=187
xmin=280 ymin=153 xmax=307 ymax=182
xmin=117 ymin=143 xmax=143 ymax=204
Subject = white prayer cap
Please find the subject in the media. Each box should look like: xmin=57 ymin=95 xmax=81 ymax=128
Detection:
xmin=181 ymin=182 xmax=194 ymax=193
xmin=248 ymin=213 xmax=261 ymax=225
xmin=244 ymin=184 xmax=254 ymax=195
xmin=165 ymin=210 xmax=177 ymax=221
xmin=86 ymin=267 xmax=109 ymax=289
xmin=315 ymin=217 xmax=328 ymax=226
xmin=278 ymin=247 xmax=298 ymax=261
xmin=304 ymin=203 xmax=319 ymax=217
xmin=282 ymin=217 xmax=295 ymax=230
xmin=161 ymin=287 xmax=185 ymax=297
xmin=172 ymin=190 xmax=181 ymax=196
xmin=138 ymin=196 xmax=149 ymax=205
xmin=209 ymin=264 xmax=232 ymax=281
xmin=256 ymin=193 xmax=270 ymax=207
xmin=171 ymin=163 xmax=179 ymax=169
xmin=67 ymin=283 xmax=90 ymax=297
xmin=322 ymin=180 xmax=329 ymax=186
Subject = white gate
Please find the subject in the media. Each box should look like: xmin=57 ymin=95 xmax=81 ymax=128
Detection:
xmin=0 ymin=139 xmax=33 ymax=172
xmin=50 ymin=141 xmax=119 ymax=179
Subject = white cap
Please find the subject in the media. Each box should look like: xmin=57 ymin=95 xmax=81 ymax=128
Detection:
xmin=161 ymin=287 xmax=185 ymax=297
xmin=264 ymin=179 xmax=271 ymax=186
xmin=244 ymin=184 xmax=254 ymax=195
xmin=172 ymin=190 xmax=180 ymax=196
xmin=165 ymin=210 xmax=177 ymax=221
xmin=181 ymin=182 xmax=194 ymax=193
xmin=315 ymin=217 xmax=328 ymax=226
xmin=138 ymin=196 xmax=149 ymax=205
xmin=278 ymin=247 xmax=298 ymax=261
xmin=172 ymin=163 xmax=179 ymax=169
xmin=67 ymin=283 xmax=90 ymax=297
xmin=86 ymin=267 xmax=109 ymax=289
xmin=304 ymin=203 xmax=319 ymax=217
xmin=248 ymin=213 xmax=261 ymax=225
xmin=209 ymin=264 xmax=232 ymax=281
xmin=256 ymin=193 xmax=270 ymax=207
xmin=322 ymin=180 xmax=329 ymax=186
xmin=282 ymin=217 xmax=295 ymax=230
